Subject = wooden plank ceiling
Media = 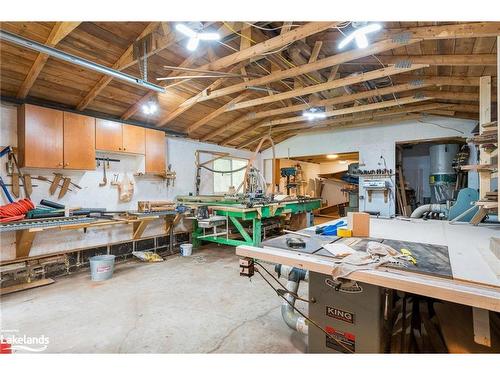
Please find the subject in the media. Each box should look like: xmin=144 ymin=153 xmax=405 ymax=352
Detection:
xmin=1 ymin=21 xmax=498 ymax=151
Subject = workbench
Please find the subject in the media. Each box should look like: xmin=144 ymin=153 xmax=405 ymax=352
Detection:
xmin=0 ymin=210 xmax=179 ymax=259
xmin=191 ymin=198 xmax=321 ymax=247
xmin=237 ymin=217 xmax=500 ymax=313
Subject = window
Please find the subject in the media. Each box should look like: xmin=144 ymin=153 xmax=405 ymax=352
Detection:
xmin=213 ymin=157 xmax=248 ymax=194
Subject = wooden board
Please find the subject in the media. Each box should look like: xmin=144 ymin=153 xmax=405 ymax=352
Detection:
xmin=0 ymin=278 xmax=54 ymax=295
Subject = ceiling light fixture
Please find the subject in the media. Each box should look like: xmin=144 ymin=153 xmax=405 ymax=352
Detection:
xmin=326 ymin=154 xmax=338 ymax=159
xmin=303 ymin=107 xmax=327 ymax=121
xmin=142 ymin=102 xmax=157 ymax=115
xmin=338 ymin=23 xmax=382 ymax=50
xmin=175 ymin=24 xmax=220 ymax=51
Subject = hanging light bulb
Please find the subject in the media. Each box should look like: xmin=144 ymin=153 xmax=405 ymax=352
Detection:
xmin=303 ymin=107 xmax=327 ymax=121
xmin=175 ymin=23 xmax=220 ymax=51
xmin=338 ymin=23 xmax=382 ymax=50
xmin=142 ymin=102 xmax=157 ymax=115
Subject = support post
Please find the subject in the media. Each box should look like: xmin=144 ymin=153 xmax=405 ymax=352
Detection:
xmin=479 ymin=76 xmax=491 ymax=200
xmin=252 ymin=218 xmax=262 ymax=246
xmin=16 ymin=230 xmax=36 ymax=258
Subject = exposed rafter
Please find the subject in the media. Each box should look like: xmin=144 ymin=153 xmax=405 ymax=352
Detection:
xmin=17 ymin=22 xmax=81 ymax=99
xmin=155 ymin=22 xmax=338 ymax=126
xmin=76 ymin=22 xmax=159 ymax=111
xmin=226 ymin=64 xmax=428 ymax=111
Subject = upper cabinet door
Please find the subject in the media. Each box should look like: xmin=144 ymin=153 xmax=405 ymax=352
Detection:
xmin=95 ymin=119 xmax=122 ymax=152
xmin=145 ymin=129 xmax=166 ymax=174
xmin=63 ymin=112 xmax=96 ymax=170
xmin=122 ymin=124 xmax=145 ymax=154
xmin=18 ymin=104 xmax=64 ymax=168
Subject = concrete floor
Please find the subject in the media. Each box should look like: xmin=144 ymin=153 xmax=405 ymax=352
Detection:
xmin=1 ymin=246 xmax=308 ymax=353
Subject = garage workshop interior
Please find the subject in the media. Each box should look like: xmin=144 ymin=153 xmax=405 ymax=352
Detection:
xmin=1 ymin=4 xmax=500 ymax=362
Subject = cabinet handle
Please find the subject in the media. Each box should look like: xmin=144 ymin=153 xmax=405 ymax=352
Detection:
xmin=123 ymin=148 xmax=126 ymax=151
xmin=64 ymin=163 xmax=69 ymax=167
xmin=58 ymin=162 xmax=63 ymax=167
xmin=118 ymin=147 xmax=122 ymax=150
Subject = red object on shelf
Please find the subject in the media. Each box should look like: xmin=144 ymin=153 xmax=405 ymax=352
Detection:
xmin=0 ymin=199 xmax=35 ymax=223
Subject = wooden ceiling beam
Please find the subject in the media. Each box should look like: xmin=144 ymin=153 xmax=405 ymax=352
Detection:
xmin=221 ymin=98 xmax=438 ymax=146
xmin=422 ymin=90 xmax=497 ymax=102
xmin=187 ymin=92 xmax=251 ymax=134
xmin=255 ymin=95 xmax=432 ymax=127
xmin=76 ymin=22 xmax=159 ymax=111
xmin=266 ymin=103 xmax=455 ymax=134
xmin=310 ymin=22 xmax=500 ymax=43
xmin=119 ymin=22 xmax=243 ymax=121
xmin=156 ymin=22 xmax=338 ymax=126
xmin=16 ymin=22 xmax=81 ymax=99
xmin=192 ymin=38 xmax=423 ymax=104
xmin=349 ymin=54 xmax=497 ymax=66
xmin=233 ymin=81 xmax=434 ymax=121
xmin=227 ymin=64 xmax=428 ymax=111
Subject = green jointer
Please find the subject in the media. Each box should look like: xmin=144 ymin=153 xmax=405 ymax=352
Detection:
xmin=192 ymin=199 xmax=321 ymax=248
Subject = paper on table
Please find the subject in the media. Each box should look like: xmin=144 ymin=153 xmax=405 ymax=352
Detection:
xmin=322 ymin=243 xmax=356 ymax=258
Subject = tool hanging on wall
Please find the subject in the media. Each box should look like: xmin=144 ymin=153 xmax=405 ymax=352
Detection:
xmin=99 ymin=158 xmax=108 ymax=187
xmin=1 ymin=146 xmax=30 ymax=199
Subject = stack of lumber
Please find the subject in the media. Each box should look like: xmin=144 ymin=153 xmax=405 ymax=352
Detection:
xmin=138 ymin=201 xmax=176 ymax=212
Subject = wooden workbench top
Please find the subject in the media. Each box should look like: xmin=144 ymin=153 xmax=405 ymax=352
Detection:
xmin=236 ymin=217 xmax=500 ymax=312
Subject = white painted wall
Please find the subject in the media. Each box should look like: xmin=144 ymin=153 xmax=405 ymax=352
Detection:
xmin=0 ymin=103 xmax=259 ymax=261
xmin=262 ymin=116 xmax=477 ymax=217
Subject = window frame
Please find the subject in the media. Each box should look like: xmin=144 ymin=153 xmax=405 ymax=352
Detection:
xmin=212 ymin=156 xmax=249 ymax=194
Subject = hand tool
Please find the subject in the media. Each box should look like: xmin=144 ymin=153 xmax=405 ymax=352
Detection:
xmin=400 ymin=248 xmax=417 ymax=265
xmin=52 ymin=173 xmax=81 ymax=190
xmin=24 ymin=174 xmax=33 ymax=196
xmin=315 ymin=220 xmax=347 ymax=236
xmin=99 ymin=160 xmax=107 ymax=186
xmin=58 ymin=178 xmax=71 ymax=199
xmin=286 ymin=237 xmax=306 ymax=249
xmin=50 ymin=173 xmax=63 ymax=195
xmin=11 ymin=173 xmax=19 ymax=198
xmin=40 ymin=199 xmax=65 ymax=209
xmin=1 ymin=146 xmax=31 ymax=199
xmin=34 ymin=176 xmax=73 ymax=192
xmin=0 ymin=176 xmax=14 ymax=203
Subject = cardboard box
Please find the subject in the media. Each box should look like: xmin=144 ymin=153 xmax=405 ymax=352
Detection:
xmin=347 ymin=212 xmax=370 ymax=237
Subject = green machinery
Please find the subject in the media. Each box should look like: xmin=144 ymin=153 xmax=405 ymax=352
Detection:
xmin=189 ymin=199 xmax=321 ymax=248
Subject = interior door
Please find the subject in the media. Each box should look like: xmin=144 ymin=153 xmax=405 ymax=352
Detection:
xmin=95 ymin=119 xmax=122 ymax=152
xmin=63 ymin=112 xmax=96 ymax=170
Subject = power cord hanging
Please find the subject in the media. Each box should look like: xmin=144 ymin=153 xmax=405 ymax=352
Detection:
xmin=253 ymin=264 xmax=355 ymax=354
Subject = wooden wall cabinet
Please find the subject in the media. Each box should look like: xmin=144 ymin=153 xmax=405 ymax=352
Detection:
xmin=95 ymin=119 xmax=123 ymax=152
xmin=18 ymin=104 xmax=64 ymax=169
xmin=63 ymin=112 xmax=96 ymax=170
xmin=18 ymin=105 xmax=96 ymax=170
xmin=122 ymin=124 xmax=145 ymax=154
xmin=96 ymin=120 xmax=145 ymax=154
xmin=145 ymin=128 xmax=166 ymax=174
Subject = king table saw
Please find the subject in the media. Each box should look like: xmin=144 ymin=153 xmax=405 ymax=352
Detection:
xmin=236 ymin=217 xmax=500 ymax=353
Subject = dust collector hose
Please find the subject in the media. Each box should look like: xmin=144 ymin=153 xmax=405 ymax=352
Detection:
xmin=278 ymin=265 xmax=308 ymax=335
xmin=410 ymin=203 xmax=447 ymax=219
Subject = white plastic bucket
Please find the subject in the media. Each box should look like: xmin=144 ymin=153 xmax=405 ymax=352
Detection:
xmin=180 ymin=244 xmax=193 ymax=256
xmin=89 ymin=255 xmax=116 ymax=281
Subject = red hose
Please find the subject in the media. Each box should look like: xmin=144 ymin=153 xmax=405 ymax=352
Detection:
xmin=0 ymin=199 xmax=35 ymax=223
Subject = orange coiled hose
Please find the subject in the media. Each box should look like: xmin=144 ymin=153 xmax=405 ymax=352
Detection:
xmin=0 ymin=199 xmax=35 ymax=223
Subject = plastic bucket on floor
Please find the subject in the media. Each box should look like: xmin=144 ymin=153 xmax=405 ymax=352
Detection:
xmin=89 ymin=255 xmax=116 ymax=281
xmin=180 ymin=244 xmax=193 ymax=257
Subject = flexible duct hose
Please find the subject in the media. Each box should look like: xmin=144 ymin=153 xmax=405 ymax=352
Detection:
xmin=0 ymin=199 xmax=35 ymax=222
xmin=277 ymin=265 xmax=308 ymax=335
xmin=410 ymin=203 xmax=447 ymax=219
